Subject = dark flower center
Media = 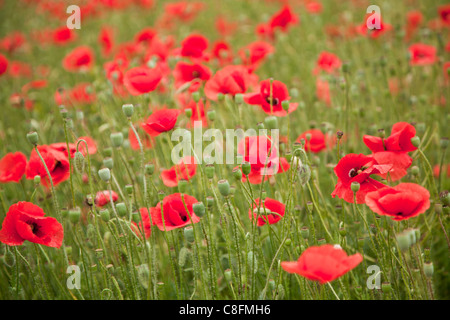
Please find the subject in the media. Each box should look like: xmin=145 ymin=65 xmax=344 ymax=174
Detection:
xmin=27 ymin=221 xmax=40 ymax=235
xmin=192 ymin=70 xmax=200 ymax=78
xmin=265 ymin=97 xmax=279 ymax=106
xmin=348 ymin=168 xmax=358 ymax=178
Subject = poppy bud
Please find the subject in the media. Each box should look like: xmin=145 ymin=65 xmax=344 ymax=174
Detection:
xmin=264 ymin=116 xmax=278 ymax=129
xmin=411 ymin=166 xmax=419 ymax=176
xmin=317 ymin=238 xmax=326 ymax=245
xmin=424 ymin=262 xmax=434 ymax=278
xmin=122 ymin=104 xmax=134 ymax=118
xmin=235 ymin=93 xmax=244 ymax=104
xmin=131 ymin=211 xmax=140 ymax=223
xmin=184 ymin=226 xmax=195 ymax=243
xmin=66 ymin=118 xmax=74 ymax=130
xmin=410 ymin=136 xmax=420 ymax=147
xmin=103 ymin=147 xmax=113 ymax=157
xmin=185 ymin=108 xmax=193 ymax=118
xmin=178 ymin=179 xmax=188 ymax=193
xmin=110 ymin=132 xmax=124 ymax=148
xmin=281 ymin=100 xmax=290 ymax=111
xmin=74 ymin=151 xmax=85 ymax=174
xmin=206 ymin=196 xmax=214 ymax=207
xmin=440 ymin=137 xmax=449 ymax=149
xmin=217 ymin=93 xmax=224 ymax=102
xmin=378 ymin=129 xmax=385 ymax=139
xmin=178 ymin=247 xmax=190 ymax=267
xmin=351 ymin=182 xmax=360 ymax=193
xmin=192 ymin=91 xmax=201 ymax=103
xmin=300 ymin=226 xmax=309 ymax=239
xmin=396 ymin=232 xmax=410 ymax=251
xmin=103 ymin=157 xmax=114 ymax=169
xmin=337 ymin=131 xmax=344 ymax=140
xmin=242 ymin=162 xmax=251 ymax=175
xmin=98 ymin=168 xmax=111 ymax=182
xmin=116 ymin=202 xmax=127 ymax=217
xmin=61 ymin=208 xmax=68 ymax=218
xmin=69 ymin=207 xmax=81 ymax=224
xmin=257 ymin=122 xmax=265 ymax=129
xmin=342 ymin=62 xmax=351 ymax=73
xmin=285 ymin=238 xmax=292 ymax=246
xmin=33 ymin=175 xmax=41 ymax=185
xmin=27 ymin=131 xmax=39 ymax=145
xmin=145 ymin=163 xmax=154 ymax=176
xmin=306 ymin=201 xmax=313 ymax=213
xmin=193 ymin=202 xmax=205 ymax=218
xmin=100 ymin=209 xmax=110 ymax=222
xmin=232 ymin=167 xmax=242 ymax=180
xmin=339 ymin=228 xmax=347 ymax=237
xmin=158 ymin=190 xmax=165 ymax=201
xmin=218 ymin=179 xmax=230 ymax=197
xmin=205 ymin=164 xmax=215 ymax=179
xmin=207 ymin=110 xmax=216 ymax=121
xmin=224 ymin=269 xmax=232 ymax=282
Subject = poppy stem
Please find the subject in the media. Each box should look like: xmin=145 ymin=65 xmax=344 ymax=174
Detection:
xmin=326 ymin=282 xmax=341 ymax=300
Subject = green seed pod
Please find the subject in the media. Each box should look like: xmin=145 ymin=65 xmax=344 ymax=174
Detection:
xmin=257 ymin=122 xmax=265 ymax=129
xmin=306 ymin=201 xmax=313 ymax=213
xmin=33 ymin=175 xmax=41 ymax=184
xmin=207 ymin=110 xmax=216 ymax=121
xmin=110 ymin=132 xmax=124 ymax=148
xmin=178 ymin=247 xmax=190 ymax=267
xmin=192 ymin=202 xmax=205 ymax=218
xmin=281 ymin=100 xmax=290 ymax=111
xmin=318 ymin=238 xmax=326 ymax=245
xmin=235 ymin=93 xmax=244 ymax=104
xmin=411 ymin=166 xmax=419 ymax=176
xmin=103 ymin=157 xmax=114 ymax=170
xmin=3 ymin=250 xmax=15 ymax=267
xmin=122 ymin=104 xmax=134 ymax=118
xmin=61 ymin=208 xmax=68 ymax=219
xmin=65 ymin=246 xmax=72 ymax=257
xmin=300 ymin=227 xmax=309 ymax=239
xmin=103 ymin=147 xmax=113 ymax=158
xmin=192 ymin=91 xmax=201 ymax=103
xmin=178 ymin=179 xmax=188 ymax=194
xmin=69 ymin=207 xmax=81 ymax=224
xmin=100 ymin=209 xmax=110 ymax=222
xmin=206 ymin=196 xmax=214 ymax=207
xmin=131 ymin=211 xmax=140 ymax=223
xmin=74 ymin=151 xmax=85 ymax=174
xmin=232 ymin=167 xmax=242 ymax=180
xmin=124 ymin=184 xmax=133 ymax=196
xmin=98 ymin=168 xmax=111 ymax=182
xmin=184 ymin=226 xmax=195 ymax=243
xmin=242 ymin=162 xmax=251 ymax=175
xmin=339 ymin=228 xmax=347 ymax=237
xmin=285 ymin=238 xmax=292 ymax=246
xmin=27 ymin=131 xmax=39 ymax=145
xmin=410 ymin=136 xmax=420 ymax=148
xmin=185 ymin=108 xmax=193 ymax=118
xmin=396 ymin=232 xmax=410 ymax=251
xmin=145 ymin=163 xmax=154 ymax=175
xmin=264 ymin=116 xmax=278 ymax=129
xmin=218 ymin=179 xmax=230 ymax=197
xmin=424 ymin=262 xmax=434 ymax=278
xmin=158 ymin=190 xmax=165 ymax=201
xmin=95 ymin=249 xmax=104 ymax=259
xmin=440 ymin=137 xmax=449 ymax=149
xmin=205 ymin=164 xmax=215 ymax=179
xmin=351 ymin=181 xmax=360 ymax=192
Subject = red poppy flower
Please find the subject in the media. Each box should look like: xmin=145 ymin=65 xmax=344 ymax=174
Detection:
xmin=182 ymin=98 xmax=209 ymax=127
xmin=132 ymin=207 xmax=152 ymax=239
xmin=305 ymin=1 xmax=322 ymax=14
xmin=8 ymin=61 xmax=32 ymax=78
xmin=95 ymin=190 xmax=118 ymax=207
xmin=180 ymin=34 xmax=209 ymax=59
xmin=365 ymin=183 xmax=430 ymax=221
xmin=433 ymin=164 xmax=450 ymax=178
xmin=0 ymin=201 xmax=64 ymax=248
xmin=364 ymin=122 xmax=417 ymax=153
xmin=173 ymin=61 xmax=211 ymax=92
xmin=151 ymin=193 xmax=201 ymax=231
xmin=211 ymin=40 xmax=233 ymax=66
xmin=238 ymin=41 xmax=275 ymax=69
xmin=161 ymin=156 xmax=197 ymax=187
xmin=142 ymin=108 xmax=181 ymax=136
xmin=52 ymin=26 xmax=76 ymax=45
xmin=405 ymin=11 xmax=423 ymax=41
xmin=62 ymin=46 xmax=95 ymax=72
xmin=164 ymin=1 xmax=204 ymax=22
xmin=25 ymin=145 xmax=70 ymax=188
xmin=408 ymin=43 xmax=437 ymax=66
xmin=244 ymin=79 xmax=297 ymax=116
xmin=0 ymin=31 xmax=26 ymax=54
xmin=134 ymin=27 xmax=156 ymax=46
xmin=204 ymin=65 xmax=257 ymax=101
xmin=0 ymin=53 xmax=9 ymax=76
xmin=129 ymin=124 xmax=155 ymax=150
xmin=269 ymin=5 xmax=299 ymax=33
xmin=237 ymin=157 xmax=290 ymax=185
xmin=357 ymin=14 xmax=392 ymax=38
xmin=316 ymin=78 xmax=331 ymax=106
xmin=0 ymin=152 xmax=27 ymax=183
xmin=215 ymin=16 xmax=237 ymax=37
xmin=438 ymin=4 xmax=450 ymax=26
xmin=21 ymin=80 xmax=47 ymax=93
xmin=331 ymin=153 xmax=392 ymax=204
xmin=123 ymin=66 xmax=162 ymax=96
xmin=249 ymin=198 xmax=285 ymax=226
xmin=99 ymin=26 xmax=114 ymax=56
xmin=54 ymin=83 xmax=97 ymax=106
xmin=296 ymin=129 xmax=326 ymax=153
xmin=281 ymin=244 xmax=363 ymax=284
xmin=314 ymin=51 xmax=342 ymax=75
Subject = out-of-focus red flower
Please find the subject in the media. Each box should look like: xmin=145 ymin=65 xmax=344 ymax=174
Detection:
xmin=0 ymin=152 xmax=27 ymax=183
xmin=281 ymin=244 xmax=363 ymax=284
xmin=438 ymin=4 xmax=450 ymax=26
xmin=0 ymin=53 xmax=8 ymax=76
xmin=55 ymin=83 xmax=96 ymax=106
xmin=180 ymin=34 xmax=209 ymax=60
xmin=405 ymin=11 xmax=423 ymax=41
xmin=52 ymin=26 xmax=76 ymax=45
xmin=433 ymin=163 xmax=450 ymax=178
xmin=443 ymin=62 xmax=450 ymax=85
xmin=211 ymin=41 xmax=233 ymax=66
xmin=142 ymin=108 xmax=181 ymax=136
xmin=408 ymin=43 xmax=437 ymax=66
xmin=305 ymin=1 xmax=322 ymax=14
xmin=238 ymin=41 xmax=274 ymax=69
xmin=164 ymin=1 xmax=204 ymax=22
xmin=316 ymin=78 xmax=331 ymax=106
xmin=151 ymin=193 xmax=201 ymax=231
xmin=129 ymin=122 xmax=155 ymax=150
xmin=8 ymin=61 xmax=32 ymax=78
xmin=161 ymin=156 xmax=197 ymax=187
xmin=215 ymin=16 xmax=237 ymax=37
xmin=331 ymin=153 xmax=391 ymax=204
xmin=22 ymin=80 xmax=47 ymax=93
xmin=249 ymin=198 xmax=285 ymax=226
xmin=356 ymin=13 xmax=392 ymax=38
xmin=95 ymin=190 xmax=118 ymax=207
xmin=365 ymin=183 xmax=430 ymax=221
xmin=62 ymin=46 xmax=95 ymax=72
xmin=123 ymin=66 xmax=162 ymax=96
xmin=244 ymin=79 xmax=297 ymax=116
xmin=134 ymin=27 xmax=156 ymax=46
xmin=269 ymin=5 xmax=299 ymax=33
xmin=0 ymin=202 xmax=64 ymax=248
xmin=26 ymin=145 xmax=70 ymax=188
xmin=314 ymin=51 xmax=342 ymax=75
xmin=173 ymin=61 xmax=211 ymax=92
xmin=296 ymin=129 xmax=326 ymax=153
xmin=0 ymin=32 xmax=26 ymax=54
xmin=132 ymin=207 xmax=152 ymax=239
xmin=99 ymin=26 xmax=114 ymax=56
xmin=9 ymin=93 xmax=34 ymax=110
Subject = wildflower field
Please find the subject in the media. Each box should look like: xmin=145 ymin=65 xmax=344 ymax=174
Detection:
xmin=0 ymin=0 xmax=449 ymax=303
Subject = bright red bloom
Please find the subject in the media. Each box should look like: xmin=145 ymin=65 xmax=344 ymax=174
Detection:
xmin=182 ymin=98 xmax=209 ymax=127
xmin=433 ymin=164 xmax=450 ymax=178
xmin=54 ymin=83 xmax=96 ymax=106
xmin=204 ymin=65 xmax=257 ymax=101
xmin=0 ymin=152 xmax=27 ymax=183
xmin=173 ymin=61 xmax=211 ymax=92
xmin=129 ymin=123 xmax=155 ymax=150
xmin=314 ymin=51 xmax=342 ymax=75
xmin=0 ymin=54 xmax=8 ymax=76
xmin=52 ymin=26 xmax=76 ymax=45
xmin=405 ymin=11 xmax=423 ymax=41
xmin=409 ymin=43 xmax=437 ymax=66
xmin=180 ymin=34 xmax=209 ymax=59
xmin=244 ymin=79 xmax=297 ymax=116
xmin=0 ymin=202 xmax=64 ymax=248
xmin=281 ymin=244 xmax=363 ymax=284
xmin=331 ymin=153 xmax=392 ymax=204
xmin=249 ymin=198 xmax=285 ymax=226
xmin=123 ymin=66 xmax=162 ymax=96
xmin=62 ymin=46 xmax=95 ymax=72
xmin=215 ymin=16 xmax=237 ymax=37
xmin=161 ymin=156 xmax=197 ymax=188
xmin=269 ymin=5 xmax=298 ymax=33
xmin=211 ymin=41 xmax=233 ymax=66
xmin=363 ymin=122 xmax=417 ymax=153
xmin=365 ymin=183 xmax=430 ymax=221
xmin=305 ymin=1 xmax=322 ymax=14
xmin=134 ymin=27 xmax=156 ymax=46
xmin=142 ymin=108 xmax=181 ymax=136
xmin=238 ymin=41 xmax=275 ymax=69
xmin=296 ymin=129 xmax=326 ymax=153
xmin=26 ymin=145 xmax=70 ymax=188
xmin=95 ymin=190 xmax=118 ymax=207
xmin=132 ymin=207 xmax=152 ymax=239
xmin=99 ymin=26 xmax=114 ymax=56
xmin=357 ymin=14 xmax=392 ymax=38
xmin=164 ymin=1 xmax=204 ymax=22
xmin=151 ymin=193 xmax=201 ymax=231
xmin=438 ymin=4 xmax=450 ymax=26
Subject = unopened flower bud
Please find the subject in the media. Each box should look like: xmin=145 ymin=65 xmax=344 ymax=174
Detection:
xmin=100 ymin=209 xmax=110 ymax=222
xmin=351 ymin=181 xmax=360 ymax=193
xmin=178 ymin=179 xmax=188 ymax=193
xmin=98 ymin=168 xmax=111 ymax=182
xmin=206 ymin=196 xmax=214 ymax=207
xmin=205 ymin=164 xmax=215 ymax=179
xmin=235 ymin=93 xmax=244 ymax=104
xmin=185 ymin=108 xmax=193 ymax=118
xmin=440 ymin=137 xmax=449 ymax=149
xmin=232 ymin=167 xmax=242 ymax=181
xmin=184 ymin=226 xmax=195 ymax=243
xmin=193 ymin=202 xmax=205 ymax=218
xmin=300 ymin=226 xmax=309 ymax=239
xmin=264 ymin=116 xmax=278 ymax=129
xmin=281 ymin=100 xmax=290 ymax=111
xmin=396 ymin=232 xmax=410 ymax=251
xmin=33 ymin=175 xmax=41 ymax=184
xmin=103 ymin=157 xmax=114 ymax=169
xmin=110 ymin=132 xmax=124 ymax=148
xmin=69 ymin=207 xmax=81 ymax=224
xmin=218 ymin=179 xmax=230 ymax=197
xmin=145 ymin=163 xmax=154 ymax=175
xmin=116 ymin=202 xmax=127 ymax=217
xmin=424 ymin=262 xmax=434 ymax=278
xmin=27 ymin=131 xmax=39 ymax=145
xmin=122 ymin=104 xmax=134 ymax=118
xmin=410 ymin=136 xmax=420 ymax=147
xmin=242 ymin=162 xmax=251 ymax=175
xmin=192 ymin=91 xmax=201 ymax=103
